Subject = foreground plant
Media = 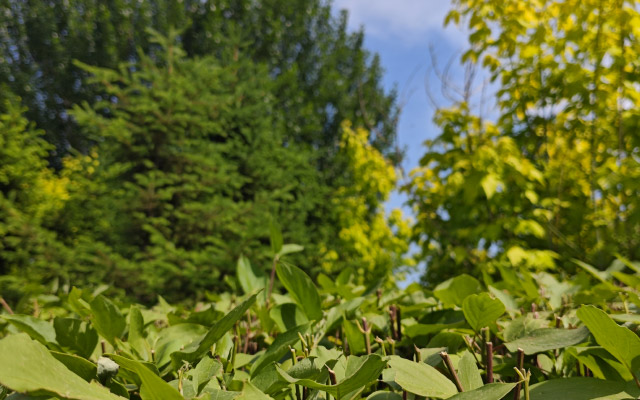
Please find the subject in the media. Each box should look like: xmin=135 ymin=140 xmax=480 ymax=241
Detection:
xmin=0 ymin=255 xmax=639 ymax=399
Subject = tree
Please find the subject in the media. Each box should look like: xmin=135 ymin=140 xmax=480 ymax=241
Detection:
xmin=319 ymin=122 xmax=411 ymax=286
xmin=0 ymin=0 xmax=399 ymax=165
xmin=0 ymin=94 xmax=72 ymax=300
xmin=407 ymin=0 xmax=640 ymax=285
xmin=63 ymin=31 xmax=328 ymax=301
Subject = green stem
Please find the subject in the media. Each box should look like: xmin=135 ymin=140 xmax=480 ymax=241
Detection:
xmin=440 ymin=351 xmax=464 ymax=392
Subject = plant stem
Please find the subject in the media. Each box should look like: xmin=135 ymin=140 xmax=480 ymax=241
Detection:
xmin=523 ymin=370 xmax=530 ymax=400
xmin=440 ymin=351 xmax=464 ymax=392
xmin=514 ymin=348 xmax=524 ymax=400
xmin=486 ymin=342 xmax=494 ymax=383
xmin=0 ymin=297 xmax=13 ymax=314
xmin=414 ymin=344 xmax=422 ymax=362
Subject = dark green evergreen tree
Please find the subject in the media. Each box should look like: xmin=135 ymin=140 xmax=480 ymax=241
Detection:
xmin=0 ymin=0 xmax=399 ymax=164
xmin=67 ymin=32 xmax=322 ymax=301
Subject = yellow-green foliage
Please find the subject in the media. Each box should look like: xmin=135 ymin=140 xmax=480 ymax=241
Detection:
xmin=322 ymin=122 xmax=411 ymax=284
xmin=407 ymin=0 xmax=640 ymax=284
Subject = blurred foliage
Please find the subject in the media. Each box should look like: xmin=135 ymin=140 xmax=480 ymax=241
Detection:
xmin=0 ymin=24 xmax=407 ymax=303
xmin=406 ymin=0 xmax=640 ymax=285
xmin=0 ymin=0 xmax=399 ymax=164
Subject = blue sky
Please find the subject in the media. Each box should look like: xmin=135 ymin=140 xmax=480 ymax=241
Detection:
xmin=332 ymin=0 xmax=470 ymax=210
xmin=331 ymin=1 xmax=472 ymax=284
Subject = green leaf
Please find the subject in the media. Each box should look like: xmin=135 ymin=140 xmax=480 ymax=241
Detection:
xmin=204 ymin=389 xmax=241 ymax=399
xmin=571 ymin=259 xmax=610 ymax=284
xmin=433 ymin=274 xmax=482 ymax=306
xmin=505 ymin=326 xmax=590 ymax=354
xmin=448 ymin=383 xmax=517 ymax=400
xmin=68 ymin=287 xmax=91 ymax=318
xmin=276 ymin=262 xmax=322 ymax=320
xmin=237 ymin=382 xmax=272 ymax=400
xmin=250 ymin=323 xmax=310 ymax=377
xmin=153 ymin=323 xmax=207 ymax=368
xmin=462 ymin=293 xmax=505 ymax=331
xmin=171 ymin=292 xmax=259 ymax=369
xmin=90 ymin=295 xmax=125 ymax=347
xmin=108 ymin=354 xmax=182 ymax=400
xmin=528 ymin=377 xmax=640 ymax=400
xmin=128 ymin=306 xmax=150 ymax=361
xmin=50 ymin=351 xmax=97 ymax=382
xmin=276 ymin=354 xmax=386 ymax=400
xmin=366 ymin=392 xmax=402 ymax=400
xmin=0 ymin=333 xmax=122 ymax=400
xmin=277 ymin=244 xmax=304 ymax=258
xmin=387 ymin=356 xmax=457 ymax=399
xmin=488 ymin=286 xmax=518 ymax=311
xmin=269 ymin=303 xmax=309 ymax=332
xmin=577 ymin=305 xmax=640 ymax=373
xmin=270 ymin=220 xmax=283 ymax=255
xmin=481 ymin=173 xmax=501 ymax=199
xmin=1 ymin=315 xmax=58 ymax=349
xmin=54 ymin=318 xmax=98 ymax=359
xmin=457 ymin=351 xmax=483 ymax=391
xmin=237 ymin=255 xmax=267 ymax=296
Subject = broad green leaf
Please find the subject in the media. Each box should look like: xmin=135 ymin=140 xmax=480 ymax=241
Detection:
xmin=577 ymin=305 xmax=640 ymax=373
xmin=54 ymin=318 xmax=98 ymax=358
xmin=0 ymin=334 xmax=122 ymax=400
xmin=277 ymin=244 xmax=304 ymax=258
xmin=128 ymin=306 xmax=150 ymax=361
xmin=342 ymin=319 xmax=366 ymax=355
xmin=417 ymin=347 xmax=447 ymax=367
xmin=366 ymin=392 xmax=402 ymax=400
xmin=462 ymin=293 xmax=505 ymax=331
xmin=528 ymin=377 xmax=640 ymax=400
xmin=108 ymin=354 xmax=181 ymax=400
xmin=153 ymin=323 xmax=207 ymax=368
xmin=457 ymin=351 xmax=482 ymax=391
xmin=276 ymin=262 xmax=322 ymax=320
xmin=610 ymin=313 xmax=640 ymax=324
xmin=269 ymin=303 xmax=308 ymax=332
xmin=171 ymin=292 xmax=258 ymax=368
xmin=405 ymin=323 xmax=466 ymax=338
xmin=433 ymin=274 xmax=482 ymax=306
xmin=502 ymin=315 xmax=548 ymax=342
xmin=270 ymin=221 xmax=283 ymax=255
xmin=2 ymin=315 xmax=58 ymax=349
xmin=572 ymin=259 xmax=610 ymax=284
xmin=481 ymin=173 xmax=501 ymax=199
xmin=276 ymin=354 xmax=386 ymax=400
xmin=204 ymin=389 xmax=241 ymax=399
xmin=505 ymin=326 xmax=590 ymax=354
xmin=565 ymin=347 xmax=633 ymax=381
xmin=387 ymin=355 xmax=457 ymax=399
xmin=193 ymin=356 xmax=223 ymax=392
xmin=50 ymin=351 xmax=97 ymax=382
xmin=488 ymin=286 xmax=518 ymax=311
xmin=251 ymin=363 xmax=290 ymax=395
xmin=250 ymin=323 xmax=310 ymax=376
xmin=237 ymin=255 xmax=267 ymax=296
xmin=237 ymin=381 xmax=272 ymax=400
xmin=448 ymin=383 xmax=517 ymax=400
xmin=68 ymin=287 xmax=92 ymax=317
xmin=90 ymin=295 xmax=125 ymax=347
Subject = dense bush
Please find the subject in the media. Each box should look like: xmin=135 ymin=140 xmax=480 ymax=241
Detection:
xmin=0 ymin=253 xmax=639 ymax=399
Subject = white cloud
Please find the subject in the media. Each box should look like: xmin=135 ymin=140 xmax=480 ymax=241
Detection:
xmin=333 ymin=0 xmax=466 ymax=46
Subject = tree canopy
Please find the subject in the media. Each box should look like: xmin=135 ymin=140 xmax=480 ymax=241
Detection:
xmin=406 ymin=0 xmax=640 ymax=285
xmin=0 ymin=1 xmax=406 ymax=303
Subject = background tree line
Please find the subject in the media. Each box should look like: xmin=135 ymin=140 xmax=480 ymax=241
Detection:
xmin=0 ymin=0 xmax=409 ymax=303
xmin=2 ymin=0 xmax=640 ymax=304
